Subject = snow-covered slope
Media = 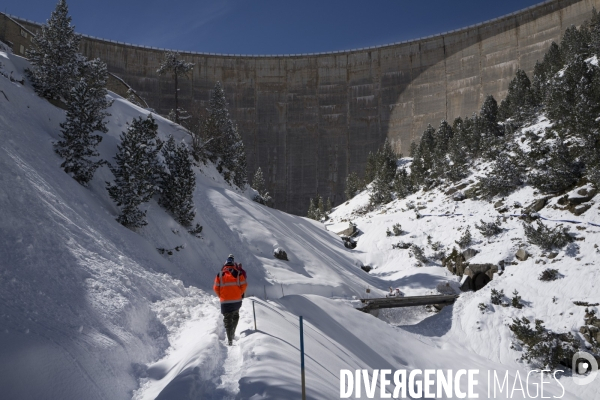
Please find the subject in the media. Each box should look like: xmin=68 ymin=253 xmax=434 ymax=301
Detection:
xmin=0 ymin=45 xmax=376 ymax=399
xmin=326 ymin=118 xmax=600 ymax=399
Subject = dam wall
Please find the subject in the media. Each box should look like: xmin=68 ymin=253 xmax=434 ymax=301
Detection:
xmin=3 ymin=0 xmax=599 ymax=214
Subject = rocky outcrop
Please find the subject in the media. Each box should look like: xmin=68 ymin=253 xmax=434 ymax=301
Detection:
xmin=274 ymin=248 xmax=289 ymax=261
xmin=516 ymin=248 xmax=529 ymax=261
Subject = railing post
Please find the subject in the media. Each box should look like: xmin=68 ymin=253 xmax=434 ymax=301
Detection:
xmin=300 ymin=316 xmax=306 ymax=400
xmin=252 ymin=300 xmax=257 ymax=331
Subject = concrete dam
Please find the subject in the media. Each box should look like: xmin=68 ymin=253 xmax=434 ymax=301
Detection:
xmin=2 ymin=0 xmax=599 ymax=214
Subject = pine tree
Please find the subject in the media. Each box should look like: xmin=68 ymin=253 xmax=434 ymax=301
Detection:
xmin=432 ymin=120 xmax=453 ymax=177
xmin=203 ymin=82 xmax=248 ymax=188
xmin=26 ymin=0 xmax=82 ymax=100
xmin=560 ymin=25 xmax=590 ymax=60
xmin=157 ymin=51 xmax=194 ymax=124
xmin=499 ymin=70 xmax=536 ymax=123
xmin=478 ymin=95 xmax=504 ymax=159
xmin=376 ymin=139 xmax=398 ymax=183
xmin=446 ymin=118 xmax=470 ymax=182
xmin=106 ymin=115 xmax=162 ymax=228
xmin=55 ymin=58 xmax=112 ymax=185
xmin=370 ymin=173 xmax=393 ymax=206
xmin=317 ymin=195 xmax=325 ymax=216
xmin=159 ymin=136 xmax=196 ymax=226
xmin=419 ymin=124 xmax=437 ymax=173
xmin=393 ymin=167 xmax=413 ymax=199
xmin=251 ymin=167 xmax=271 ymax=205
xmin=410 ymin=141 xmax=427 ymax=188
xmin=364 ymin=151 xmax=377 ymax=184
xmin=345 ymin=171 xmax=363 ymax=200
xmin=528 ymin=137 xmax=581 ymax=194
xmin=307 ymin=198 xmax=317 ymax=220
xmin=478 ymin=152 xmax=524 ymax=199
xmin=126 ymin=88 xmax=142 ymax=107
xmin=225 ymin=121 xmax=248 ymax=188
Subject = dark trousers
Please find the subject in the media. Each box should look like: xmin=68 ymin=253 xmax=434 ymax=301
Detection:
xmin=223 ymin=310 xmax=240 ymax=342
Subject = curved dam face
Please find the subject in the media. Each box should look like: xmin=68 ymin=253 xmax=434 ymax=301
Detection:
xmin=3 ymin=0 xmax=599 ymax=215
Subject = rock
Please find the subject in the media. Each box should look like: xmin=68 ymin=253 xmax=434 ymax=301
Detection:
xmin=570 ymin=203 xmax=592 ymax=216
xmin=446 ymin=182 xmax=469 ymax=195
xmin=494 ymin=200 xmax=505 ymax=209
xmin=568 ymin=185 xmax=597 ymax=206
xmin=436 ymin=282 xmax=456 ymax=295
xmin=273 ymin=248 xmax=289 ymax=261
xmin=341 ymin=236 xmax=357 ymax=249
xmin=462 ymin=248 xmax=479 ymax=261
xmin=526 ymin=198 xmax=547 ymax=213
xmin=547 ymin=252 xmax=559 ymax=259
xmin=453 ymin=191 xmax=465 ymax=201
xmin=516 ymin=248 xmax=529 ymax=261
xmin=360 ymin=265 xmax=372 ymax=273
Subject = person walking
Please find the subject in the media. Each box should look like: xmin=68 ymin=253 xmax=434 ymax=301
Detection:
xmin=213 ymin=254 xmax=247 ymax=345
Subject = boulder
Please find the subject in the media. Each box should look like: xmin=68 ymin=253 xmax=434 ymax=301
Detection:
xmin=273 ymin=248 xmax=289 ymax=261
xmin=453 ymin=191 xmax=465 ymax=201
xmin=571 ymin=203 xmax=592 ymax=216
xmin=567 ymin=185 xmax=597 ymax=206
xmin=494 ymin=200 xmax=505 ymax=209
xmin=526 ymin=198 xmax=547 ymax=213
xmin=516 ymin=248 xmax=529 ymax=261
xmin=547 ymin=252 xmax=559 ymax=259
xmin=446 ymin=182 xmax=469 ymax=196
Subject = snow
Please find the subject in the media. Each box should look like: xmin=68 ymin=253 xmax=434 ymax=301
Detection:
xmin=1 ymin=43 xmax=599 ymax=399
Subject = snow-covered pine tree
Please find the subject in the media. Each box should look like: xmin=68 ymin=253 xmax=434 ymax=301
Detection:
xmin=376 ymin=139 xmax=398 ymax=184
xmin=26 ymin=0 xmax=82 ymax=100
xmin=159 ymin=135 xmax=196 ymax=226
xmin=393 ymin=167 xmax=413 ymax=199
xmin=409 ymin=141 xmax=427 ymax=188
xmin=446 ymin=117 xmax=470 ymax=182
xmin=369 ymin=173 xmax=393 ymax=206
xmin=364 ymin=151 xmax=377 ymax=184
xmin=478 ymin=152 xmax=524 ymax=199
xmin=560 ymin=25 xmax=590 ymax=60
xmin=345 ymin=171 xmax=363 ymax=200
xmin=418 ymin=124 xmax=437 ymax=174
xmin=55 ymin=58 xmax=112 ymax=185
xmin=326 ymin=197 xmax=333 ymax=213
xmin=528 ymin=136 xmax=581 ymax=194
xmin=157 ymin=51 xmax=194 ymax=124
xmin=432 ymin=120 xmax=453 ymax=178
xmin=106 ymin=115 xmax=162 ymax=228
xmin=224 ymin=121 xmax=248 ymax=188
xmin=202 ymin=82 xmax=248 ymax=188
xmin=479 ymin=95 xmax=504 ymax=159
xmin=126 ymin=88 xmax=142 ymax=107
xmin=307 ymin=198 xmax=317 ymax=220
xmin=498 ymin=70 xmax=537 ymax=124
xmin=251 ymin=167 xmax=271 ymax=205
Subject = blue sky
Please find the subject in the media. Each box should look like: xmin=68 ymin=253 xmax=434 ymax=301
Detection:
xmin=7 ymin=0 xmax=543 ymax=54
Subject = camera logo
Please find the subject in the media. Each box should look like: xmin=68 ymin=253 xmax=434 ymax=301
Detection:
xmin=572 ymin=351 xmax=598 ymax=386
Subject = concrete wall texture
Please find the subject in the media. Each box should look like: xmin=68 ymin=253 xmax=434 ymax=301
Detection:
xmin=2 ymin=0 xmax=599 ymax=214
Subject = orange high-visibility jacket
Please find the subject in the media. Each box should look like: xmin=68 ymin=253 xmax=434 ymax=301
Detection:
xmin=213 ymin=267 xmax=247 ymax=304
